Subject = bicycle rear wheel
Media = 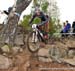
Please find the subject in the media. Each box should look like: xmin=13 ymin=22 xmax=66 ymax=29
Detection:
xmin=27 ymin=31 xmax=40 ymax=53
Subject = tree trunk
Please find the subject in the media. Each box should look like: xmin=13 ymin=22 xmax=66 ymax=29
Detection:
xmin=4 ymin=0 xmax=32 ymax=46
xmin=16 ymin=0 xmax=32 ymax=14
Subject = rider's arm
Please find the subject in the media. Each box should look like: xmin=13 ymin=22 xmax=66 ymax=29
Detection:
xmin=38 ymin=13 xmax=49 ymax=26
xmin=41 ymin=16 xmax=49 ymax=25
xmin=29 ymin=14 xmax=36 ymax=24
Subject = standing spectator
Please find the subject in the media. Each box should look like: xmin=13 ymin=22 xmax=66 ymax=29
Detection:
xmin=61 ymin=21 xmax=71 ymax=37
xmin=72 ymin=21 xmax=75 ymax=36
xmin=64 ymin=20 xmax=71 ymax=36
xmin=60 ymin=22 xmax=66 ymax=37
xmin=63 ymin=22 xmax=66 ymax=28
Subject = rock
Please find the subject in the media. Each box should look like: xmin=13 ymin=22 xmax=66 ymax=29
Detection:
xmin=12 ymin=46 xmax=20 ymax=54
xmin=61 ymin=58 xmax=75 ymax=66
xmin=11 ymin=67 xmax=18 ymax=71
xmin=38 ymin=48 xmax=50 ymax=57
xmin=49 ymin=45 xmax=68 ymax=63
xmin=55 ymin=41 xmax=68 ymax=50
xmin=49 ymin=47 xmax=63 ymax=63
xmin=39 ymin=57 xmax=52 ymax=62
xmin=0 ymin=55 xmax=12 ymax=69
xmin=66 ymin=40 xmax=75 ymax=48
xmin=19 ymin=48 xmax=23 ymax=52
xmin=23 ymin=61 xmax=30 ymax=71
xmin=14 ymin=55 xmax=26 ymax=65
xmin=24 ymin=61 xmax=30 ymax=67
xmin=59 ymin=48 xmax=68 ymax=58
xmin=45 ymin=44 xmax=55 ymax=49
xmin=73 ymin=56 xmax=75 ymax=60
xmin=38 ymin=44 xmax=68 ymax=62
xmin=1 ymin=45 xmax=10 ymax=53
xmin=49 ymin=47 xmax=61 ymax=58
xmin=15 ymin=34 xmax=24 ymax=45
xmin=38 ymin=48 xmax=52 ymax=62
xmin=68 ymin=50 xmax=75 ymax=58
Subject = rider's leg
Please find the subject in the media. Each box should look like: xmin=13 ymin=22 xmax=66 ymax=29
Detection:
xmin=43 ymin=22 xmax=49 ymax=39
xmin=32 ymin=32 xmax=35 ymax=42
xmin=45 ymin=22 xmax=49 ymax=33
xmin=32 ymin=31 xmax=38 ymax=42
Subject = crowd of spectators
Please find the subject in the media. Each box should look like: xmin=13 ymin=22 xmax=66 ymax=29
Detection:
xmin=60 ymin=20 xmax=75 ymax=37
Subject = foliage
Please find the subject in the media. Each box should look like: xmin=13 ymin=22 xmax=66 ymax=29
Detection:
xmin=41 ymin=1 xmax=49 ymax=13
xmin=21 ymin=15 xmax=41 ymax=30
xmin=48 ymin=18 xmax=57 ymax=35
xmin=21 ymin=0 xmax=61 ymax=37
xmin=33 ymin=0 xmax=37 ymax=6
xmin=48 ymin=18 xmax=62 ymax=37
xmin=21 ymin=15 xmax=31 ymax=30
xmin=32 ymin=17 xmax=41 ymax=24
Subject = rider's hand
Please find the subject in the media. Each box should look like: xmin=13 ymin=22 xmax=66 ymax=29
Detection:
xmin=36 ymin=24 xmax=39 ymax=29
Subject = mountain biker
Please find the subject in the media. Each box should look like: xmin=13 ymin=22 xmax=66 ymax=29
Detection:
xmin=29 ymin=7 xmax=49 ymax=39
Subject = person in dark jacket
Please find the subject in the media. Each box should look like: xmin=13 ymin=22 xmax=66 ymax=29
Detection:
xmin=72 ymin=21 xmax=75 ymax=36
xmin=63 ymin=20 xmax=71 ymax=36
xmin=29 ymin=7 xmax=49 ymax=39
xmin=60 ymin=22 xmax=66 ymax=37
xmin=61 ymin=21 xmax=71 ymax=37
xmin=63 ymin=21 xmax=71 ymax=32
xmin=29 ymin=8 xmax=49 ymax=27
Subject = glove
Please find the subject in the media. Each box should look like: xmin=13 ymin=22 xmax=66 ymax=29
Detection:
xmin=36 ymin=24 xmax=39 ymax=29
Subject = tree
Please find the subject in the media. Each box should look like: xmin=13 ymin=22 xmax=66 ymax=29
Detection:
xmin=3 ymin=0 xmax=32 ymax=46
xmin=47 ymin=0 xmax=59 ymax=20
xmin=16 ymin=0 xmax=32 ymax=14
xmin=33 ymin=0 xmax=49 ymax=13
xmin=32 ymin=0 xmax=59 ymax=18
xmin=41 ymin=1 xmax=49 ymax=13
xmin=22 ymin=0 xmax=61 ymax=35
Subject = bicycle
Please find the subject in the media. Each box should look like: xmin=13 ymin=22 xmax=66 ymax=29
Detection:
xmin=26 ymin=24 xmax=49 ymax=53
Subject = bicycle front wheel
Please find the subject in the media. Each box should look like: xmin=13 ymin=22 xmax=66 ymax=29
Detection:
xmin=27 ymin=31 xmax=40 ymax=53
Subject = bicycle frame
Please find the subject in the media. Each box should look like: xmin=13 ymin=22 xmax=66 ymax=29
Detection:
xmin=31 ymin=24 xmax=45 ymax=43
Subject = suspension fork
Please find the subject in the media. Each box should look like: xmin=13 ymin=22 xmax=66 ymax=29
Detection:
xmin=38 ymin=31 xmax=47 ymax=44
xmin=32 ymin=30 xmax=38 ymax=43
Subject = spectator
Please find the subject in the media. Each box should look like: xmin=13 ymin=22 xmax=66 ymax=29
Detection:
xmin=64 ymin=20 xmax=71 ymax=36
xmin=61 ymin=21 xmax=71 ymax=37
xmin=60 ymin=22 xmax=66 ymax=37
xmin=72 ymin=21 xmax=75 ymax=36
xmin=63 ymin=22 xmax=66 ymax=28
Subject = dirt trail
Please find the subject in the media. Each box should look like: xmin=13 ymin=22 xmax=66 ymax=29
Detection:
xmin=0 ymin=33 xmax=75 ymax=71
xmin=0 ymin=46 xmax=75 ymax=71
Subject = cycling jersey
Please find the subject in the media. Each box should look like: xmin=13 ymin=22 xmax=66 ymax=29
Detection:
xmin=29 ymin=12 xmax=49 ymax=26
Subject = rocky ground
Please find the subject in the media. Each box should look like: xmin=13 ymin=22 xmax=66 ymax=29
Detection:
xmin=0 ymin=34 xmax=75 ymax=71
xmin=0 ymin=47 xmax=75 ymax=71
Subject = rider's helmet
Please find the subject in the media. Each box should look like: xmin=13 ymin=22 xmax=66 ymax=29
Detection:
xmin=34 ymin=7 xmax=41 ymax=15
